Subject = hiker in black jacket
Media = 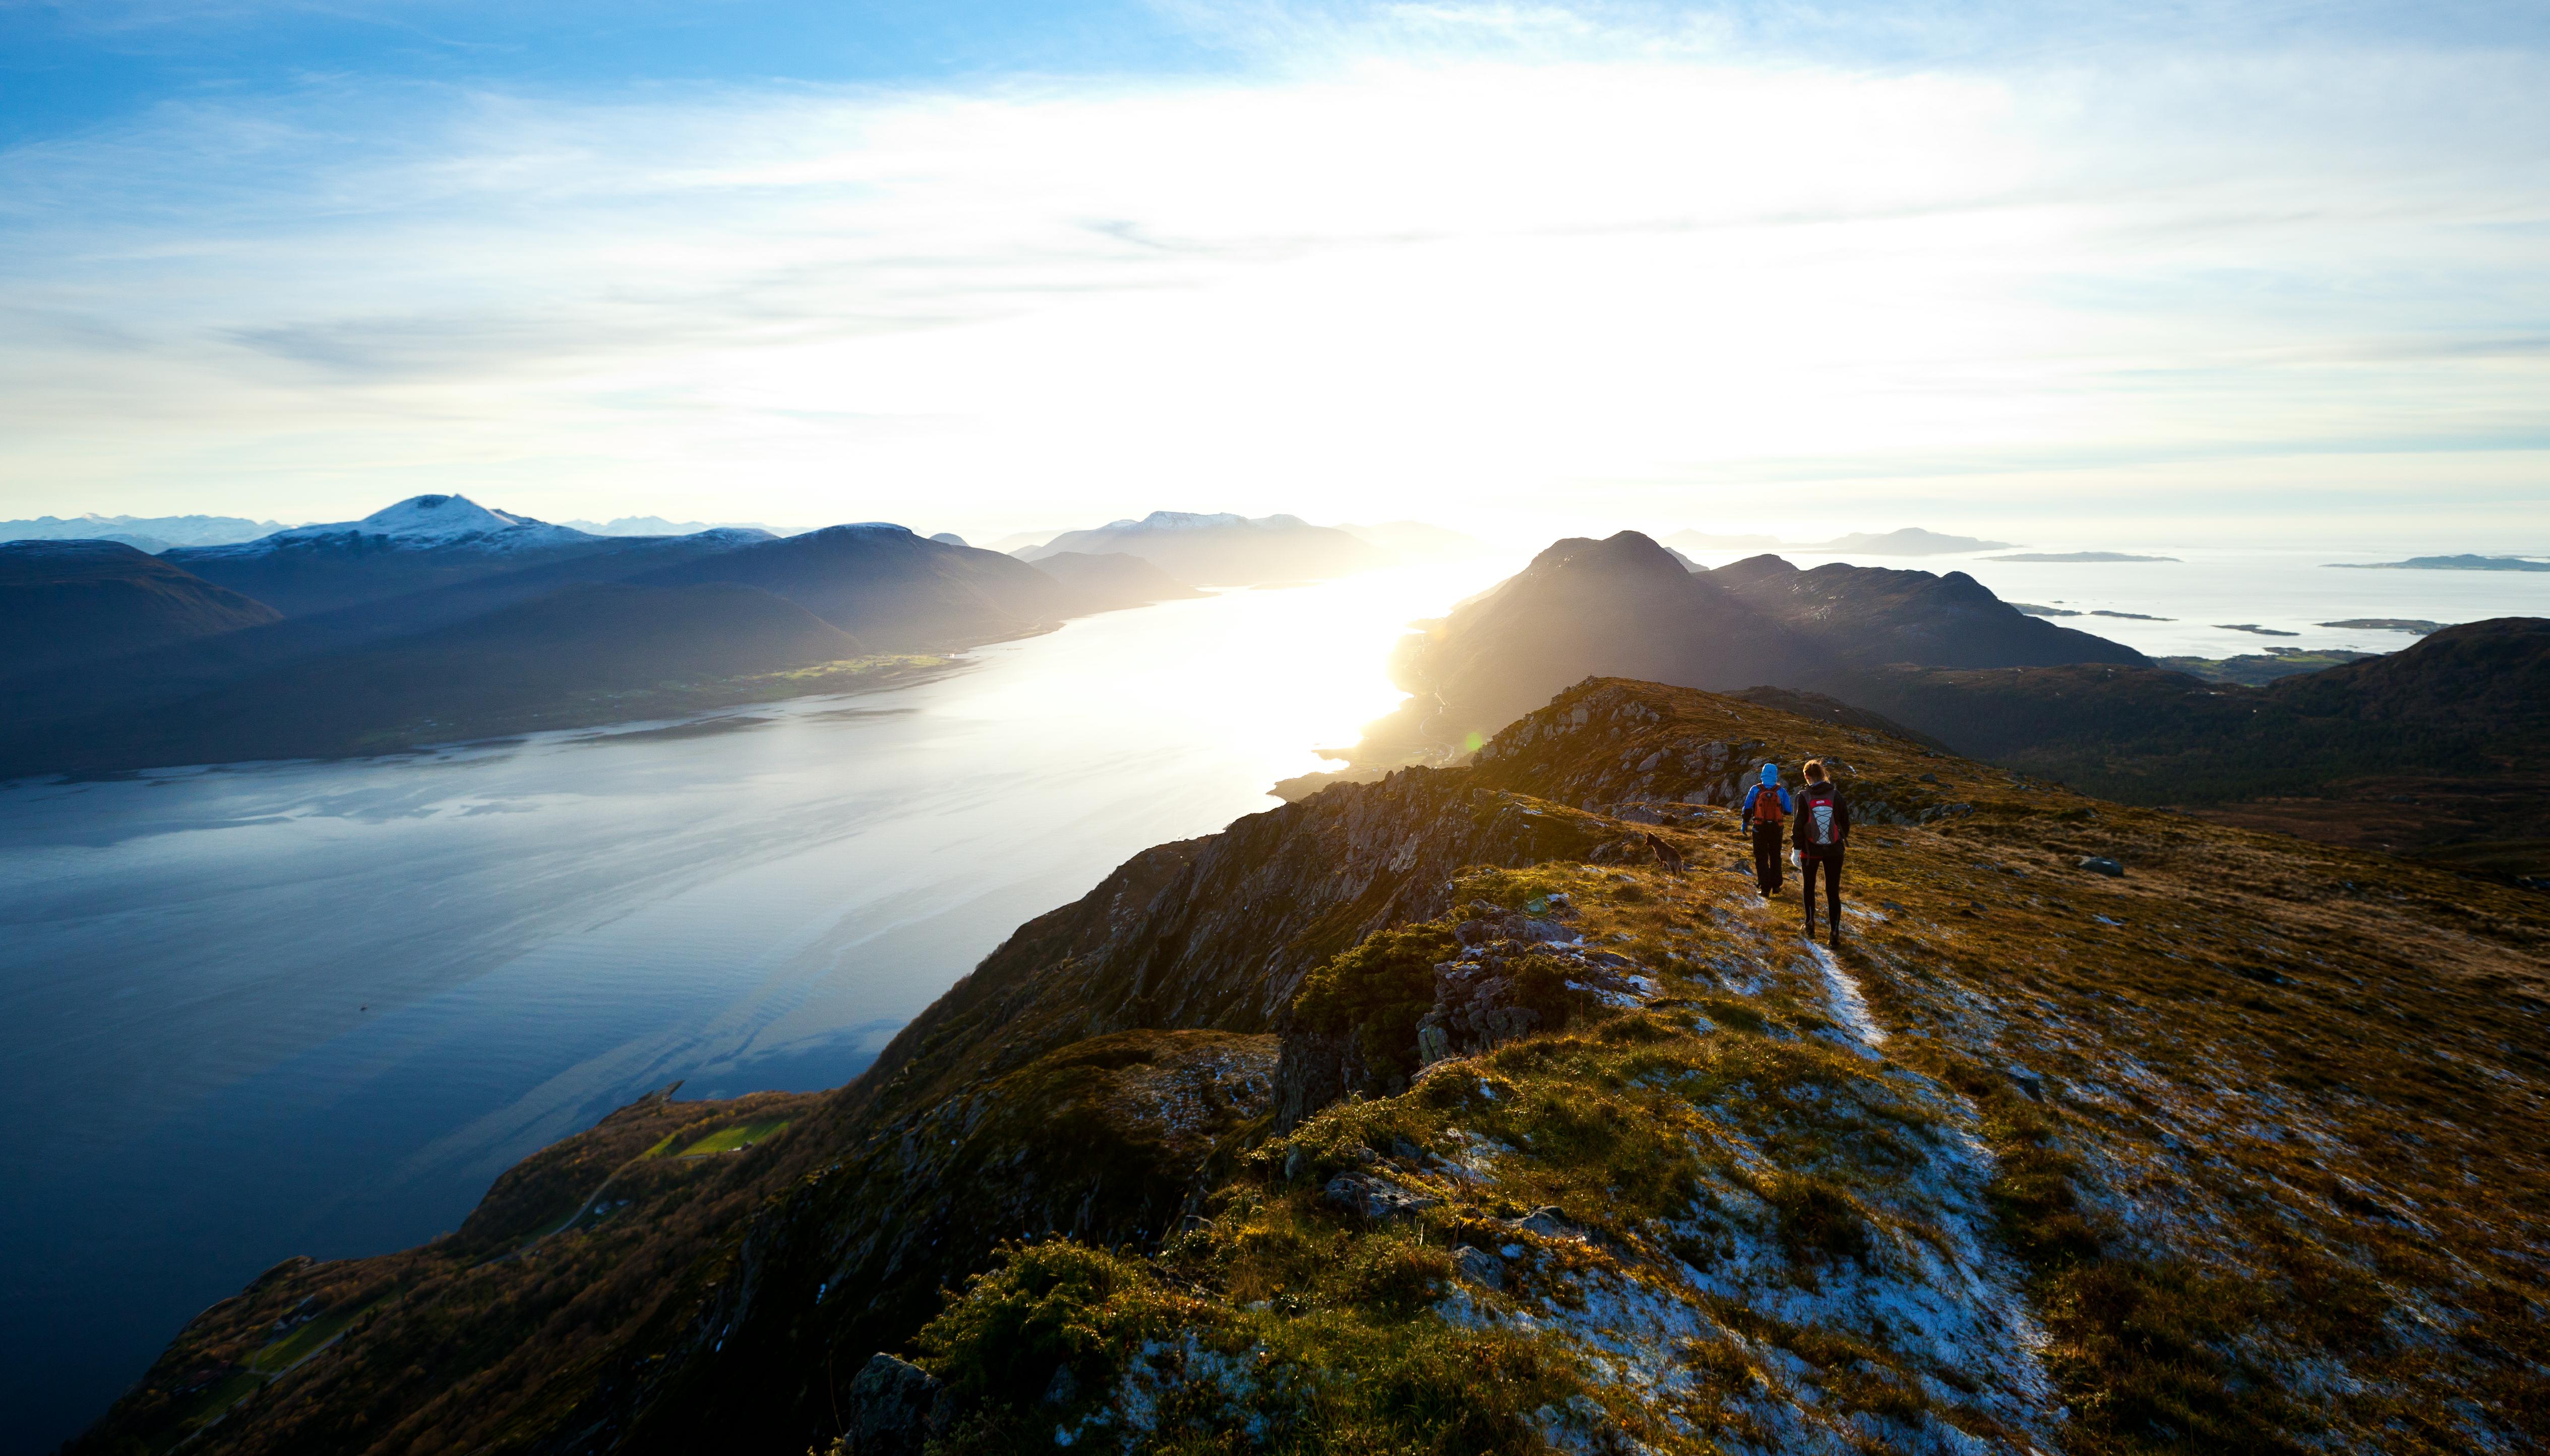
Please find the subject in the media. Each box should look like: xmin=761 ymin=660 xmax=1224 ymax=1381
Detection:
xmin=1793 ymin=758 xmax=1850 ymax=946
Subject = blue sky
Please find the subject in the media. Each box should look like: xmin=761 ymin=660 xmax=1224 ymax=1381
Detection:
xmin=3 ymin=1 xmax=2546 ymax=545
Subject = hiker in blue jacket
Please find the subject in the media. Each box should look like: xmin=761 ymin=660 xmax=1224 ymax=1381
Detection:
xmin=1739 ymin=762 xmax=1791 ymax=895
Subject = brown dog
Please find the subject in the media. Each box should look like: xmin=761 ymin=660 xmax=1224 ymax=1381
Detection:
xmin=1644 ymin=832 xmax=1686 ymax=873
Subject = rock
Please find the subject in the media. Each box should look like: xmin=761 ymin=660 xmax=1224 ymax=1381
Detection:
xmin=2006 ymin=1065 xmax=2046 ymax=1101
xmin=1415 ymin=1023 xmax=1452 ymax=1066
xmin=1323 ymin=1172 xmax=1440 ymax=1220
xmin=1452 ymin=1244 xmax=1505 ymax=1290
xmin=2079 ymin=856 xmax=2124 ymax=877
xmin=846 ymin=1353 xmax=945 ymax=1456
xmin=1508 ymin=1206 xmax=1582 ymax=1242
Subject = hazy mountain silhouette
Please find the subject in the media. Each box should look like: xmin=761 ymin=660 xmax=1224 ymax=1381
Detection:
xmin=1024 ymin=551 xmax=1204 ymax=608
xmin=634 ymin=523 xmax=1076 ymax=651
xmin=1018 ymin=511 xmax=1382 ymax=584
xmin=0 ymin=541 xmax=281 ymax=677
xmin=1364 ymin=531 xmax=2139 ymax=755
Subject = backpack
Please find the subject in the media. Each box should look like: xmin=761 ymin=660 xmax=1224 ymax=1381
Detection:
xmin=1801 ymin=784 xmax=1841 ymax=846
xmin=1749 ymin=785 xmax=1784 ymax=826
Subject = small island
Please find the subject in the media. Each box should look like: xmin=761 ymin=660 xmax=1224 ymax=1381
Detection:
xmin=2320 ymin=617 xmax=2446 ymax=634
xmin=2329 ymin=554 xmax=2550 ymax=572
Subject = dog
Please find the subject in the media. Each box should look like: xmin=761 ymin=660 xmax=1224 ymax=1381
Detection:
xmin=1643 ymin=832 xmax=1687 ymax=873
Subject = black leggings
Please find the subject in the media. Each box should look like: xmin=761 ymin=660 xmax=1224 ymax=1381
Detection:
xmin=1802 ymin=848 xmax=1842 ymax=929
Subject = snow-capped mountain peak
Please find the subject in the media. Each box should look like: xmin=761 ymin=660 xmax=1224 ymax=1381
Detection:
xmin=352 ymin=494 xmax=535 ymax=540
xmin=196 ymin=494 xmax=596 ymax=556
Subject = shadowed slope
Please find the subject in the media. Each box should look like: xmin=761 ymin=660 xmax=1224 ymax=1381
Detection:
xmin=0 ymin=540 xmax=281 ymax=677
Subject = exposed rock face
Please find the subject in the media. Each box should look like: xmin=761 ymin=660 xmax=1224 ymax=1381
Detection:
xmin=76 ymin=679 xmax=2550 ymax=1456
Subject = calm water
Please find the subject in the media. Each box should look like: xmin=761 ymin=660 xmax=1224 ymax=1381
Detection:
xmin=5 ymin=545 xmax=2544 ymax=1449
xmin=1684 ymin=545 xmax=2550 ymax=661
xmin=0 ymin=560 xmax=1513 ymax=1452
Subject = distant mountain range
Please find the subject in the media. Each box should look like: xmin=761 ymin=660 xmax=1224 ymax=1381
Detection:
xmin=1665 ymin=526 xmax=2016 ymax=556
xmin=1017 ymin=512 xmax=1383 ymax=584
xmin=0 ymin=495 xmax=1210 ymax=777
xmin=0 ymin=511 xmax=287 ymax=554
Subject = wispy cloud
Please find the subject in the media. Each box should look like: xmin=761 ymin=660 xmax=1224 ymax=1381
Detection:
xmin=1 ymin=4 xmax=2545 ymax=542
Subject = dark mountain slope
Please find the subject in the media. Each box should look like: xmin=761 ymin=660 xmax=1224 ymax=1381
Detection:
xmin=0 ymin=541 xmax=281 ymax=676
xmin=1832 ymin=619 xmax=2550 ymax=872
xmin=635 ymin=524 xmax=1075 ymax=651
xmin=1363 ymin=531 xmax=2138 ymax=759
xmin=79 ymin=681 xmax=2550 ymax=1456
xmin=5 ymin=583 xmax=883 ymax=772
xmin=1712 ymin=552 xmax=2144 ymax=668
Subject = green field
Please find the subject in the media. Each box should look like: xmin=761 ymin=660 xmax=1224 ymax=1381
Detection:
xmin=678 ymin=1118 xmax=793 ymax=1156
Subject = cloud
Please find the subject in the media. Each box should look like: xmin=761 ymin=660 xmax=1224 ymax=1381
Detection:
xmin=0 ymin=11 xmax=2545 ymax=541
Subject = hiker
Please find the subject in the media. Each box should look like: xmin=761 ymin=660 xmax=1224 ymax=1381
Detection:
xmin=1739 ymin=762 xmax=1791 ymax=895
xmin=1794 ymin=758 xmax=1850 ymax=946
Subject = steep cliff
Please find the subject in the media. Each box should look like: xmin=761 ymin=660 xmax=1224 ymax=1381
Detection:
xmin=78 ymin=681 xmax=2550 ymax=1456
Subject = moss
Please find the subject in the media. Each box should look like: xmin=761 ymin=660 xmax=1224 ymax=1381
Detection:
xmin=1289 ymin=924 xmax=1459 ymax=1087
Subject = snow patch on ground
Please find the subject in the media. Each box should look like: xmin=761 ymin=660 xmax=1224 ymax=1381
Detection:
xmin=1805 ymin=943 xmax=1888 ymax=1051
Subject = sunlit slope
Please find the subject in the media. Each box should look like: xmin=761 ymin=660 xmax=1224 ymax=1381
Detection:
xmin=79 ymin=681 xmax=2548 ymax=1455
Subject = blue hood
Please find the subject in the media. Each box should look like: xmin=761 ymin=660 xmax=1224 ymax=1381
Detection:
xmin=1759 ymin=763 xmax=1779 ymax=787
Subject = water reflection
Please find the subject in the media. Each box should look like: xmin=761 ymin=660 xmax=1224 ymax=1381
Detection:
xmin=0 ymin=557 xmax=1516 ymax=1454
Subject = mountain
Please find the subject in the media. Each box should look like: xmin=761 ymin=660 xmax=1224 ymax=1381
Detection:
xmin=76 ymin=680 xmax=2550 ymax=1456
xmin=562 ymin=515 xmax=794 ymax=536
xmin=635 ymin=524 xmax=1076 ymax=652
xmin=1016 ymin=512 xmax=1383 ymax=585
xmin=0 ymin=512 xmax=286 ymax=548
xmin=164 ymin=495 xmax=625 ymax=616
xmin=1359 ymin=532 xmax=2141 ymax=759
xmin=2331 ymin=554 xmax=2550 ymax=572
xmin=6 ymin=583 xmax=880 ymax=772
xmin=0 ymin=541 xmax=282 ymax=677
xmin=1024 ymin=551 xmax=1204 ymax=609
xmin=1334 ymin=519 xmax=1491 ymax=561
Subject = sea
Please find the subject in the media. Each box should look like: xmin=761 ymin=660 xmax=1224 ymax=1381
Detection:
xmin=4 ymin=546 xmax=2545 ymax=1450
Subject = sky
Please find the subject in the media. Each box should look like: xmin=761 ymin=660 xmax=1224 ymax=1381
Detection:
xmin=1 ymin=0 xmax=2545 ymax=548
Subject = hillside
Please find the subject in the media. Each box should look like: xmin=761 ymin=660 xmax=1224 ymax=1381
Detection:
xmin=1 ymin=583 xmax=931 ymax=773
xmin=1018 ymin=512 xmax=1383 ymax=585
xmin=637 ymin=523 xmax=1076 ymax=651
xmin=0 ymin=540 xmax=282 ymax=677
xmin=1360 ymin=532 xmax=2138 ymax=759
xmin=76 ymin=680 xmax=2550 ymax=1455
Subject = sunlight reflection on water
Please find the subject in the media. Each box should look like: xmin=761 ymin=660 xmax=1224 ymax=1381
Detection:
xmin=0 ymin=557 xmax=1519 ymax=1454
